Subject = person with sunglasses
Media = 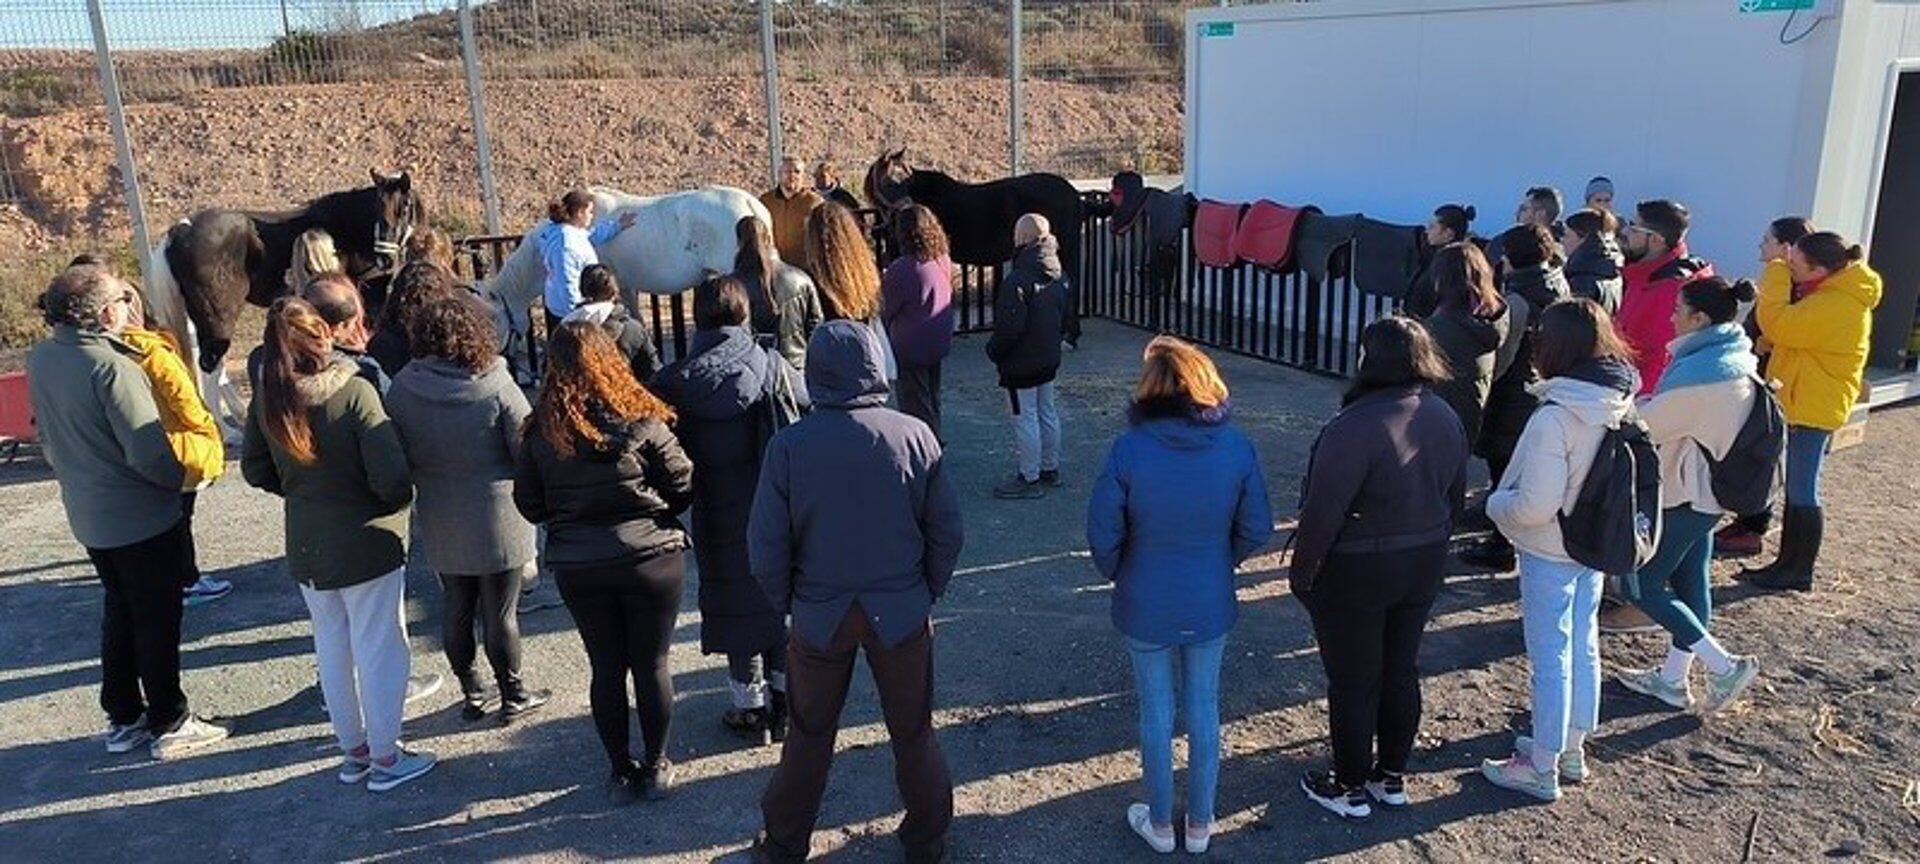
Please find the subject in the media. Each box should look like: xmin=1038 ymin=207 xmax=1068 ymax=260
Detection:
xmin=1617 ymin=200 xmax=1715 ymax=395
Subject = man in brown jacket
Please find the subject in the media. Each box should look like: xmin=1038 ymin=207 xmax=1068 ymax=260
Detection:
xmin=760 ymin=155 xmax=826 ymax=265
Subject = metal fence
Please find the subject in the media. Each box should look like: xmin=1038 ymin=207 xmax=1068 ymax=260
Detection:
xmin=0 ymin=0 xmax=1219 ymax=259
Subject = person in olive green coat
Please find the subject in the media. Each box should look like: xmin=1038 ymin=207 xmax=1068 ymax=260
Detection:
xmin=242 ymin=297 xmax=435 ymax=793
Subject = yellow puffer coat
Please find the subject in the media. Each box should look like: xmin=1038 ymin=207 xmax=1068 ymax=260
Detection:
xmin=1755 ymin=260 xmax=1883 ymax=431
xmin=121 ymin=327 xmax=225 ymax=489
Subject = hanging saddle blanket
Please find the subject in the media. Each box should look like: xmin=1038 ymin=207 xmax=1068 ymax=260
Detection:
xmin=1109 ymin=171 xmax=1148 ymax=232
xmin=1232 ymin=200 xmax=1318 ymax=272
xmin=1350 ymin=217 xmax=1426 ymax=299
xmin=1294 ymin=212 xmax=1362 ymax=283
xmin=1193 ymin=200 xmax=1244 ymax=269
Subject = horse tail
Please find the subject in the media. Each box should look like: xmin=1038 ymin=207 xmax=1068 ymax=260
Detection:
xmin=143 ymin=229 xmax=197 ymax=374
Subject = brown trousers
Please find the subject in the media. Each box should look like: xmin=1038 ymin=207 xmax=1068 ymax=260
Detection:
xmin=758 ymin=605 xmax=952 ymax=863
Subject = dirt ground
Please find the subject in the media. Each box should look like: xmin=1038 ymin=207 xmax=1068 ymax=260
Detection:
xmin=0 ymin=319 xmax=1915 ymax=863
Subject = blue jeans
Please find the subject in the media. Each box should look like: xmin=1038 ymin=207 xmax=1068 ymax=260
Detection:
xmin=1127 ymin=634 xmax=1226 ymax=826
xmin=1517 ymin=553 xmax=1603 ymax=757
xmin=1786 ymin=426 xmax=1831 ymax=506
xmin=1628 ymin=507 xmax=1720 ymax=649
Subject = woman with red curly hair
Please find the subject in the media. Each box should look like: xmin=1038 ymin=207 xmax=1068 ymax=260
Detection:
xmin=513 ymin=322 xmax=693 ymax=803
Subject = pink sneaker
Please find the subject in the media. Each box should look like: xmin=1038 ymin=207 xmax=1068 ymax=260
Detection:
xmin=1480 ymin=752 xmax=1561 ymax=802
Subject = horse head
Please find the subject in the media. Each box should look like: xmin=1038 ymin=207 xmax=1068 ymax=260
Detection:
xmin=863 ymin=148 xmax=914 ymax=214
xmin=368 ymin=168 xmax=424 ymax=271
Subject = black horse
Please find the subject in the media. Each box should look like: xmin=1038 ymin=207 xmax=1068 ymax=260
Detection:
xmin=862 ymin=149 xmax=1084 ymax=280
xmin=148 ymin=169 xmax=423 ymax=372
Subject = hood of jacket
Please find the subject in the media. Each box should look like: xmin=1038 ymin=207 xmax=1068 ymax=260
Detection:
xmin=1434 ymin=303 xmax=1508 ymax=354
xmin=1012 ymin=234 xmax=1063 ymax=282
xmin=805 ymin=319 xmax=889 ymax=409
xmin=1810 ymin=261 xmax=1884 ymax=311
xmin=1625 ymin=243 xmax=1712 ymax=287
xmin=1659 ymin=323 xmax=1757 ymax=392
xmin=1531 ymin=356 xmax=1638 ymax=426
xmin=1564 ymin=236 xmax=1623 ymax=279
xmin=653 ymin=326 xmax=770 ymax=421
xmin=294 ymin=357 xmax=361 ymax=407
xmin=563 ymin=300 xmax=618 ymax=326
xmin=392 ymin=355 xmax=513 ymax=405
xmin=1136 ymin=413 xmax=1230 ymax=451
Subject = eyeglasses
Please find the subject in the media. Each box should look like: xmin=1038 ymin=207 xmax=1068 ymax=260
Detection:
xmin=1622 ymin=224 xmax=1657 ymax=237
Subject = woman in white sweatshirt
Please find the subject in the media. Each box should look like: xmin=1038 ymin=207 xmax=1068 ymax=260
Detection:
xmin=1481 ymin=298 xmax=1639 ymax=803
xmin=1616 ymin=277 xmax=1763 ymax=714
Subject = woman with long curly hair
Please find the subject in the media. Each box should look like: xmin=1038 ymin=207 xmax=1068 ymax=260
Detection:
xmin=804 ymin=202 xmax=894 ymax=379
xmin=241 ymin=297 xmax=432 ymax=792
xmin=386 ymin=297 xmax=548 ymax=723
xmin=513 ymin=321 xmax=693 ymax=803
xmin=881 ymin=204 xmax=955 ymax=435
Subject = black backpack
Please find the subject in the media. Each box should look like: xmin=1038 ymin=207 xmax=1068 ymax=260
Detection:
xmin=1698 ymin=374 xmax=1787 ymax=517
xmin=1557 ymin=415 xmax=1663 ymax=575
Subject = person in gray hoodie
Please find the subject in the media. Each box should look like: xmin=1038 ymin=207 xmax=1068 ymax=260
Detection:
xmin=746 ymin=319 xmax=963 ymax=864
xmin=29 ymin=264 xmax=229 ymax=761
xmin=387 ymin=296 xmax=548 ymax=723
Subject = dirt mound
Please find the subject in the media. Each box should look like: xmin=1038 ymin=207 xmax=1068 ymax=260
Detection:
xmin=2 ymin=75 xmax=1178 ymax=240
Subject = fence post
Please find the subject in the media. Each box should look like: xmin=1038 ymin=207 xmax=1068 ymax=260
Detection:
xmin=760 ymin=0 xmax=783 ymax=187
xmin=1008 ymin=0 xmax=1024 ymax=175
xmin=458 ymin=0 xmax=502 ymax=234
xmin=84 ymin=0 xmax=153 ymax=284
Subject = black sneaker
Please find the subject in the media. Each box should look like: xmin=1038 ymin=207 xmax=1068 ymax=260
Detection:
xmin=1301 ymin=769 xmax=1371 ymax=819
xmin=501 ymin=688 xmax=550 ymax=723
xmin=1038 ymin=469 xmax=1062 ymax=487
xmin=992 ymin=476 xmax=1044 ymax=500
xmin=459 ymin=688 xmax=496 ymax=723
xmin=1365 ymin=768 xmax=1409 ymax=807
xmin=608 ymin=763 xmax=643 ymax=806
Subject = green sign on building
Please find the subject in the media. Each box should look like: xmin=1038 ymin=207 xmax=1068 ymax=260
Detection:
xmin=1738 ymin=0 xmax=1816 ymax=12
xmin=1200 ymin=22 xmax=1235 ymax=38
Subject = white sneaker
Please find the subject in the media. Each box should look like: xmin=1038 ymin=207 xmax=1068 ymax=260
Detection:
xmin=1126 ymin=803 xmax=1176 ymax=854
xmin=1701 ymin=656 xmax=1761 ymax=714
xmin=151 ymin=716 xmax=229 ymax=760
xmin=367 ymin=748 xmax=437 ymax=793
xmin=1183 ymin=816 xmax=1211 ymax=855
xmin=1514 ymin=735 xmax=1590 ymax=783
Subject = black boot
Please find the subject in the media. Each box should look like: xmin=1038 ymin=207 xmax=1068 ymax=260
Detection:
xmin=1747 ymin=505 xmax=1819 ymax=592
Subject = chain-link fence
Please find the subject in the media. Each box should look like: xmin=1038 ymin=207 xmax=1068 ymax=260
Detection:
xmin=0 ymin=0 xmax=1242 ymax=326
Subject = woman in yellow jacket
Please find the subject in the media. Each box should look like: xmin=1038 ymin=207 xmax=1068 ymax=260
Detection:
xmin=1744 ymin=231 xmax=1883 ymax=592
xmin=117 ymin=280 xmax=231 ymax=605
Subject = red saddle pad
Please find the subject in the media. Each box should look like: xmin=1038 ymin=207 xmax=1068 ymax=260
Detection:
xmin=1232 ymin=199 xmax=1312 ymax=271
xmin=1193 ymin=200 xmax=1243 ymax=269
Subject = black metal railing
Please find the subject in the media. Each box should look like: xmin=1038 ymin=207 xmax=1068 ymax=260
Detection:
xmin=460 ymin=207 xmax=1397 ymax=381
xmin=1077 ymin=213 xmax=1397 ymax=378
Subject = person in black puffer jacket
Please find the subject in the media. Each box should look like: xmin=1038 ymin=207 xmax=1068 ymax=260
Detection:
xmin=1421 ymin=242 xmax=1510 ymax=444
xmin=564 ymin=264 xmax=661 ymax=384
xmin=1461 ymin=223 xmax=1571 ymax=571
xmin=651 ymin=275 xmax=807 ymax=746
xmin=1562 ymin=208 xmax=1625 ymax=315
xmin=986 ymin=214 xmax=1070 ymax=499
xmin=514 ymin=321 xmax=693 ymax=803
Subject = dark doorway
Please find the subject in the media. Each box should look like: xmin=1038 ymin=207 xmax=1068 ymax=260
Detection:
xmin=1868 ymin=70 xmax=1920 ymax=370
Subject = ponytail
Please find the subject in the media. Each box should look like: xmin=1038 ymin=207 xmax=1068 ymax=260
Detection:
xmin=548 ymin=188 xmax=594 ymax=225
xmin=258 ymin=297 xmax=335 ymax=465
xmin=1795 ymin=231 xmax=1864 ymax=272
xmin=1679 ymin=276 xmax=1755 ymax=325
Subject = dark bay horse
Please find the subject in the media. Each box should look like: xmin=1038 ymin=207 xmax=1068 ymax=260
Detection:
xmin=145 ymin=169 xmax=424 ymax=375
xmin=863 ymin=150 xmax=1084 ymax=279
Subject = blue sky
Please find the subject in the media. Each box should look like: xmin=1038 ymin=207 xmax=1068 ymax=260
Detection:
xmin=0 ymin=1 xmax=460 ymax=52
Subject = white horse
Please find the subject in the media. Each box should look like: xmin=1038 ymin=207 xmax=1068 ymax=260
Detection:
xmin=143 ymin=230 xmax=248 ymax=446
xmin=482 ymin=184 xmax=773 ymax=381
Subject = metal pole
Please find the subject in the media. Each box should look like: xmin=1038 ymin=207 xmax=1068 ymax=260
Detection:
xmin=760 ymin=0 xmax=783 ymax=187
xmin=1009 ymin=0 xmax=1024 ymax=174
xmin=85 ymin=0 xmax=153 ymax=286
xmin=458 ymin=0 xmax=502 ymax=234
xmin=279 ymin=0 xmax=292 ymax=37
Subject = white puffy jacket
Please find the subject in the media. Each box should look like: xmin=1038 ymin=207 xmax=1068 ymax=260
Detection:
xmin=1487 ymin=375 xmax=1637 ymax=564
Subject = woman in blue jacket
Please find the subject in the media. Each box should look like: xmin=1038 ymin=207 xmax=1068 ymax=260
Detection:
xmin=1087 ymin=336 xmax=1273 ymax=854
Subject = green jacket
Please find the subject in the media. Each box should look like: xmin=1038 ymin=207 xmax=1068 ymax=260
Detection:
xmin=28 ymin=326 xmax=186 ymax=549
xmin=242 ymin=358 xmax=413 ymax=590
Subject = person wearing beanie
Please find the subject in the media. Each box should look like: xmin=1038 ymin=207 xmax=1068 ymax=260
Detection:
xmin=1583 ymin=177 xmax=1616 ymax=217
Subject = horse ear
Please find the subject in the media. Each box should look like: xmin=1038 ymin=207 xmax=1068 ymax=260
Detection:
xmin=890 ymin=148 xmax=906 ymax=162
xmin=369 ymin=168 xmax=389 ymax=186
xmin=395 ymin=170 xmax=413 ymax=194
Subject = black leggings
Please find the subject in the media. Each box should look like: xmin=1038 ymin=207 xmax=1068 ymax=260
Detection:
xmin=439 ymin=570 xmax=525 ymax=694
xmin=556 ymin=552 xmax=685 ymax=770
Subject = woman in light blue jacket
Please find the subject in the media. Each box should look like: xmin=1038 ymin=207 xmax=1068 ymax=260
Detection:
xmin=539 ymin=189 xmax=634 ymax=331
xmin=1087 ymin=336 xmax=1273 ymax=855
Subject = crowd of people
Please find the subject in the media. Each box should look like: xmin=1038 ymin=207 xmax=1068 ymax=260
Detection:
xmin=24 ymin=165 xmax=1885 ymax=858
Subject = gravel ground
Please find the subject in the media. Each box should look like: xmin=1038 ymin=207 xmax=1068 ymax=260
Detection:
xmin=1 ymin=319 xmax=1916 ymax=863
